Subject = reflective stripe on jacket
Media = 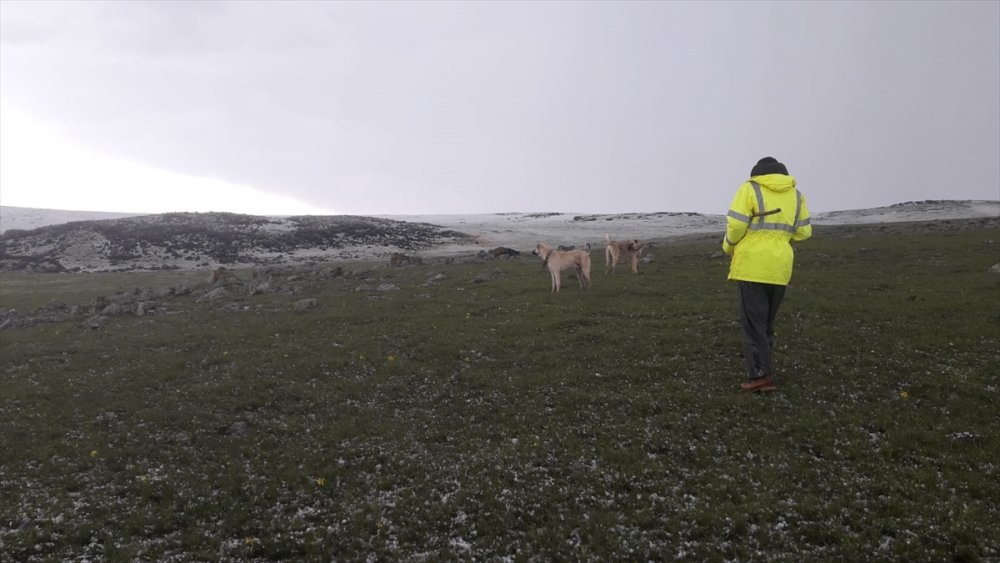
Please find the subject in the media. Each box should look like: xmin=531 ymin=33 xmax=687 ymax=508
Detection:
xmin=722 ymin=173 xmax=812 ymax=285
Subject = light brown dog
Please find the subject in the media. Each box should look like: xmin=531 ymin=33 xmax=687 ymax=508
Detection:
xmin=604 ymin=234 xmax=643 ymax=274
xmin=533 ymin=242 xmax=592 ymax=292
xmin=209 ymin=267 xmax=229 ymax=284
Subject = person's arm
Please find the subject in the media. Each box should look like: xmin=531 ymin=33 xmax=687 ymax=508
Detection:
xmin=722 ymin=183 xmax=753 ymax=255
xmin=792 ymin=191 xmax=812 ymax=242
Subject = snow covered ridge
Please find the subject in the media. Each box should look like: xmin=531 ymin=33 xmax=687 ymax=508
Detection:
xmin=2 ymin=200 xmax=996 ymax=234
xmin=0 ymin=212 xmax=469 ymax=272
xmin=0 ymin=201 xmax=996 ymax=273
xmin=811 ymin=200 xmax=999 ymax=225
xmin=0 ymin=206 xmax=145 ymax=234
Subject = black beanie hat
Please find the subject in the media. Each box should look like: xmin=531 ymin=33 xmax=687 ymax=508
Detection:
xmin=751 ymin=156 xmax=788 ymax=176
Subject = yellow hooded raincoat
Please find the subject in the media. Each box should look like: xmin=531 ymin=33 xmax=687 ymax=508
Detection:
xmin=723 ymin=174 xmax=812 ymax=285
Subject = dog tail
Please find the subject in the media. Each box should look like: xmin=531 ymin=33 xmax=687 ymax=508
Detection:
xmin=604 ymin=233 xmax=611 ymax=244
xmin=585 ymin=242 xmax=592 ymax=253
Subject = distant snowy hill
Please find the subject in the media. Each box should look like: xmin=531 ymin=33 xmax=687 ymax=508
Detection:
xmin=2 ymin=200 xmax=997 ymax=235
xmin=0 ymin=207 xmax=145 ymax=233
xmin=0 ymin=211 xmax=465 ymax=272
xmin=1 ymin=201 xmax=996 ymax=272
xmin=811 ymin=200 xmax=999 ymax=225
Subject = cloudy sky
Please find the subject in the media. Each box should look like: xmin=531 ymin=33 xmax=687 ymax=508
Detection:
xmin=1 ymin=1 xmax=997 ymax=216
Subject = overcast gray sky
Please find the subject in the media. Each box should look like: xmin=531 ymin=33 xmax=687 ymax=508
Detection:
xmin=1 ymin=0 xmax=998 ymax=216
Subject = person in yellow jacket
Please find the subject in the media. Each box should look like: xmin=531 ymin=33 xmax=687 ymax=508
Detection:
xmin=723 ymin=156 xmax=811 ymax=392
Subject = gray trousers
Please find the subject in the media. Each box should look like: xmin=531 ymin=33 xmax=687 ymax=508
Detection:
xmin=737 ymin=281 xmax=786 ymax=379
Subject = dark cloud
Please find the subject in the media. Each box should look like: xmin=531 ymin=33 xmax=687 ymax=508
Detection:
xmin=1 ymin=1 xmax=997 ymax=214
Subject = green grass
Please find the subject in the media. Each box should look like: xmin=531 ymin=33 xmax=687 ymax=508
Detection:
xmin=0 ymin=270 xmax=208 ymax=311
xmin=2 ymin=225 xmax=999 ymax=561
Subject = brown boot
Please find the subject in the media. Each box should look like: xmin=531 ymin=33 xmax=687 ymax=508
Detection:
xmin=740 ymin=375 xmax=777 ymax=393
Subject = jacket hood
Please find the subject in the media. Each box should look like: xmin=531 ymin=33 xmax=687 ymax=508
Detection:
xmin=749 ymin=173 xmax=796 ymax=193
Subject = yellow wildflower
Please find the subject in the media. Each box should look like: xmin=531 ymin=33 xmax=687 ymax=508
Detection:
xmin=900 ymin=390 xmax=909 ymax=399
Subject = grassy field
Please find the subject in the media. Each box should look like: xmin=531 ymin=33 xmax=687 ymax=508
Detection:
xmin=1 ymin=224 xmax=998 ymax=561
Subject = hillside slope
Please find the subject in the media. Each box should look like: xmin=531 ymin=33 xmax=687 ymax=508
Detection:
xmin=0 ymin=212 xmax=467 ymax=272
xmin=1 ymin=200 xmax=996 ymax=272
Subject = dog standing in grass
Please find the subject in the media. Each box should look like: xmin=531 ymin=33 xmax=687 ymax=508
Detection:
xmin=533 ymin=243 xmax=592 ymax=292
xmin=604 ymin=234 xmax=644 ymax=274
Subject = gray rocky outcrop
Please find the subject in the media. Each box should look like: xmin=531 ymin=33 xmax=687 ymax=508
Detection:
xmin=294 ymin=298 xmax=318 ymax=311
